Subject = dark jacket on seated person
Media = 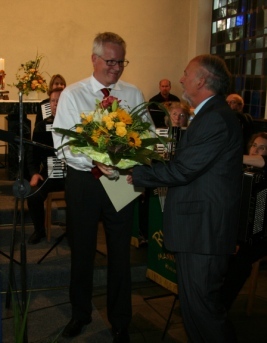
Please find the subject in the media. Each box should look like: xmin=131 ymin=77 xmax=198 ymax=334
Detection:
xmin=221 ymin=157 xmax=267 ymax=311
xmin=148 ymin=93 xmax=180 ymax=111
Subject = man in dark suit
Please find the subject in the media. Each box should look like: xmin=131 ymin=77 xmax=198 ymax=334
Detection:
xmin=128 ymin=55 xmax=243 ymax=342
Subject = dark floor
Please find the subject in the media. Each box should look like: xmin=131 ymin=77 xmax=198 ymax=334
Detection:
xmin=1 ymin=159 xmax=267 ymax=343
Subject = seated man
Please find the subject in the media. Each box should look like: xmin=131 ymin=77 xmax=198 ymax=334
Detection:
xmin=221 ymin=132 xmax=267 ymax=311
xmin=149 ymin=79 xmax=180 ymax=104
xmin=26 ymin=88 xmax=65 ymax=244
xmin=148 ymin=79 xmax=180 ymax=121
xmin=226 ymin=93 xmax=254 ymax=152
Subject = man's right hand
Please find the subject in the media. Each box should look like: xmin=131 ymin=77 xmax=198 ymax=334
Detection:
xmin=30 ymin=173 xmax=44 ymax=187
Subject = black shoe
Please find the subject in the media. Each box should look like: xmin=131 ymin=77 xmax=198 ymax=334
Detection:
xmin=28 ymin=231 xmax=46 ymax=245
xmin=62 ymin=318 xmax=91 ymax=338
xmin=113 ymin=329 xmax=130 ymax=343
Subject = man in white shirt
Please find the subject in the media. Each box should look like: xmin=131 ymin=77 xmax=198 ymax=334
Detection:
xmin=53 ymin=32 xmax=152 ymax=342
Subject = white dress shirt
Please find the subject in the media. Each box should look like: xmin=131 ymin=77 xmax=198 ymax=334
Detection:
xmin=52 ymin=75 xmax=154 ymax=171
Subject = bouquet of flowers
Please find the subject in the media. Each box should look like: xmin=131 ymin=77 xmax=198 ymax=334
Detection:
xmin=9 ymin=53 xmax=48 ymax=95
xmin=54 ymin=96 xmax=171 ymax=171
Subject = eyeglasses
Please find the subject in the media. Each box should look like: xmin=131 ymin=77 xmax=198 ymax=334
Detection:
xmin=97 ymin=55 xmax=129 ymax=67
xmin=171 ymin=113 xmax=185 ymax=118
xmin=250 ymin=143 xmax=267 ymax=152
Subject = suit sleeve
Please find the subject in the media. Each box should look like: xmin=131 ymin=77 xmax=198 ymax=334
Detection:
xmin=132 ymin=110 xmax=232 ymax=188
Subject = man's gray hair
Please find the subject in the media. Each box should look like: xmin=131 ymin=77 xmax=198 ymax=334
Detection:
xmin=193 ymin=54 xmax=231 ymax=96
xmin=92 ymin=32 xmax=126 ymax=56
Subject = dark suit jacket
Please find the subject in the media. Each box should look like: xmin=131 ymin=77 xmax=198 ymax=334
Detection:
xmin=148 ymin=92 xmax=180 ymax=111
xmin=133 ymin=95 xmax=243 ymax=255
xmin=26 ymin=115 xmax=55 ymax=179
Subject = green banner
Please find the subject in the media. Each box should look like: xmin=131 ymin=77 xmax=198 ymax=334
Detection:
xmin=146 ymin=191 xmax=178 ymax=294
xmin=131 ymin=197 xmax=140 ymax=247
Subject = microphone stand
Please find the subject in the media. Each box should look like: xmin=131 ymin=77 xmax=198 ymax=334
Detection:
xmin=4 ymin=100 xmax=57 ymax=341
xmin=6 ymin=91 xmax=30 ymax=343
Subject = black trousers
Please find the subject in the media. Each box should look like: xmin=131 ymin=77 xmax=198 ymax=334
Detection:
xmin=176 ymin=252 xmax=238 ymax=343
xmin=27 ymin=178 xmax=65 ymax=233
xmin=65 ymin=167 xmax=134 ymax=330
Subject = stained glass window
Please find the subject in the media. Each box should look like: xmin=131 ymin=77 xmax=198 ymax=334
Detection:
xmin=211 ymin=0 xmax=267 ymax=118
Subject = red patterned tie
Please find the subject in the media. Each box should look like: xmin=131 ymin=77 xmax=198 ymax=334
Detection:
xmin=101 ymin=88 xmax=110 ymax=98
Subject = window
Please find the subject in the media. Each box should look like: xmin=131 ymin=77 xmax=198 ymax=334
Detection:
xmin=211 ymin=0 xmax=267 ymax=118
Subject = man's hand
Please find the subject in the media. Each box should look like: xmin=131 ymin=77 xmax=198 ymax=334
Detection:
xmin=126 ymin=169 xmax=133 ymax=184
xmin=93 ymin=160 xmax=115 ymax=177
xmin=30 ymin=173 xmax=44 ymax=187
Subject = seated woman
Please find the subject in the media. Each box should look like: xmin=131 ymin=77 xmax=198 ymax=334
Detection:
xmin=27 ymin=88 xmax=65 ymax=244
xmin=138 ymin=101 xmax=191 ymax=246
xmin=221 ymin=132 xmax=267 ymax=311
xmin=35 ymin=74 xmax=66 ymax=126
xmin=164 ymin=101 xmax=191 ymax=128
xmin=162 ymin=101 xmax=191 ymax=160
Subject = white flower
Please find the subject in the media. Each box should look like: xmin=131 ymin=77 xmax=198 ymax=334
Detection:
xmin=93 ymin=108 xmax=107 ymax=122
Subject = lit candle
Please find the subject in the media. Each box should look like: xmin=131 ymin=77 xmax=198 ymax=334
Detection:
xmin=0 ymin=58 xmax=5 ymax=71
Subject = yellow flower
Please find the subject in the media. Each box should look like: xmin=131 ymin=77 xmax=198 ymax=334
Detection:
xmin=91 ymin=127 xmax=109 ymax=143
xmin=117 ymin=109 xmax=132 ymax=124
xmin=102 ymin=115 xmax=115 ymax=130
xmin=106 ymin=120 xmax=115 ymax=130
xmin=127 ymin=132 xmax=142 ymax=148
xmin=76 ymin=126 xmax=83 ymax=133
xmin=91 ymin=129 xmax=101 ymax=143
xmin=115 ymin=122 xmax=127 ymax=137
xmin=86 ymin=114 xmax=93 ymax=123
xmin=80 ymin=112 xmax=93 ymax=124
xmin=115 ymin=121 xmax=126 ymax=127
xmin=107 ymin=112 xmax=118 ymax=119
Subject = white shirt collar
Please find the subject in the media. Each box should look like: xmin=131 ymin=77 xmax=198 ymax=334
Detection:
xmin=91 ymin=75 xmax=120 ymax=93
xmin=194 ymin=95 xmax=215 ymax=115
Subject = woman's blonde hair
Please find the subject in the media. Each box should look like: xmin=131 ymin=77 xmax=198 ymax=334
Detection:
xmin=48 ymin=74 xmax=66 ymax=95
xmin=163 ymin=101 xmax=191 ymax=127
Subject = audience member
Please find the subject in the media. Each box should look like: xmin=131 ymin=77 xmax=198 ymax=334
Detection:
xmin=222 ymin=132 xmax=267 ymax=311
xmin=164 ymin=101 xmax=191 ymax=128
xmin=150 ymin=79 xmax=180 ymax=103
xmin=35 ymin=74 xmax=67 ymax=126
xmin=226 ymin=93 xmax=254 ymax=152
xmin=48 ymin=74 xmax=66 ymax=92
xmin=27 ymin=88 xmax=64 ymax=244
xmin=148 ymin=79 xmax=180 ymax=114
xmin=138 ymin=101 xmax=191 ymax=247
xmin=53 ymin=32 xmax=153 ymax=342
xmin=128 ymin=54 xmax=243 ymax=342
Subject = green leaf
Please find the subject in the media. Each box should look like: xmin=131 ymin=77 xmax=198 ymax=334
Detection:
xmin=53 ymin=127 xmax=79 ymax=139
xmin=112 ymin=100 xmax=118 ymax=112
xmin=140 ymin=136 xmax=171 ymax=148
xmin=108 ymin=152 xmax=122 ymax=165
